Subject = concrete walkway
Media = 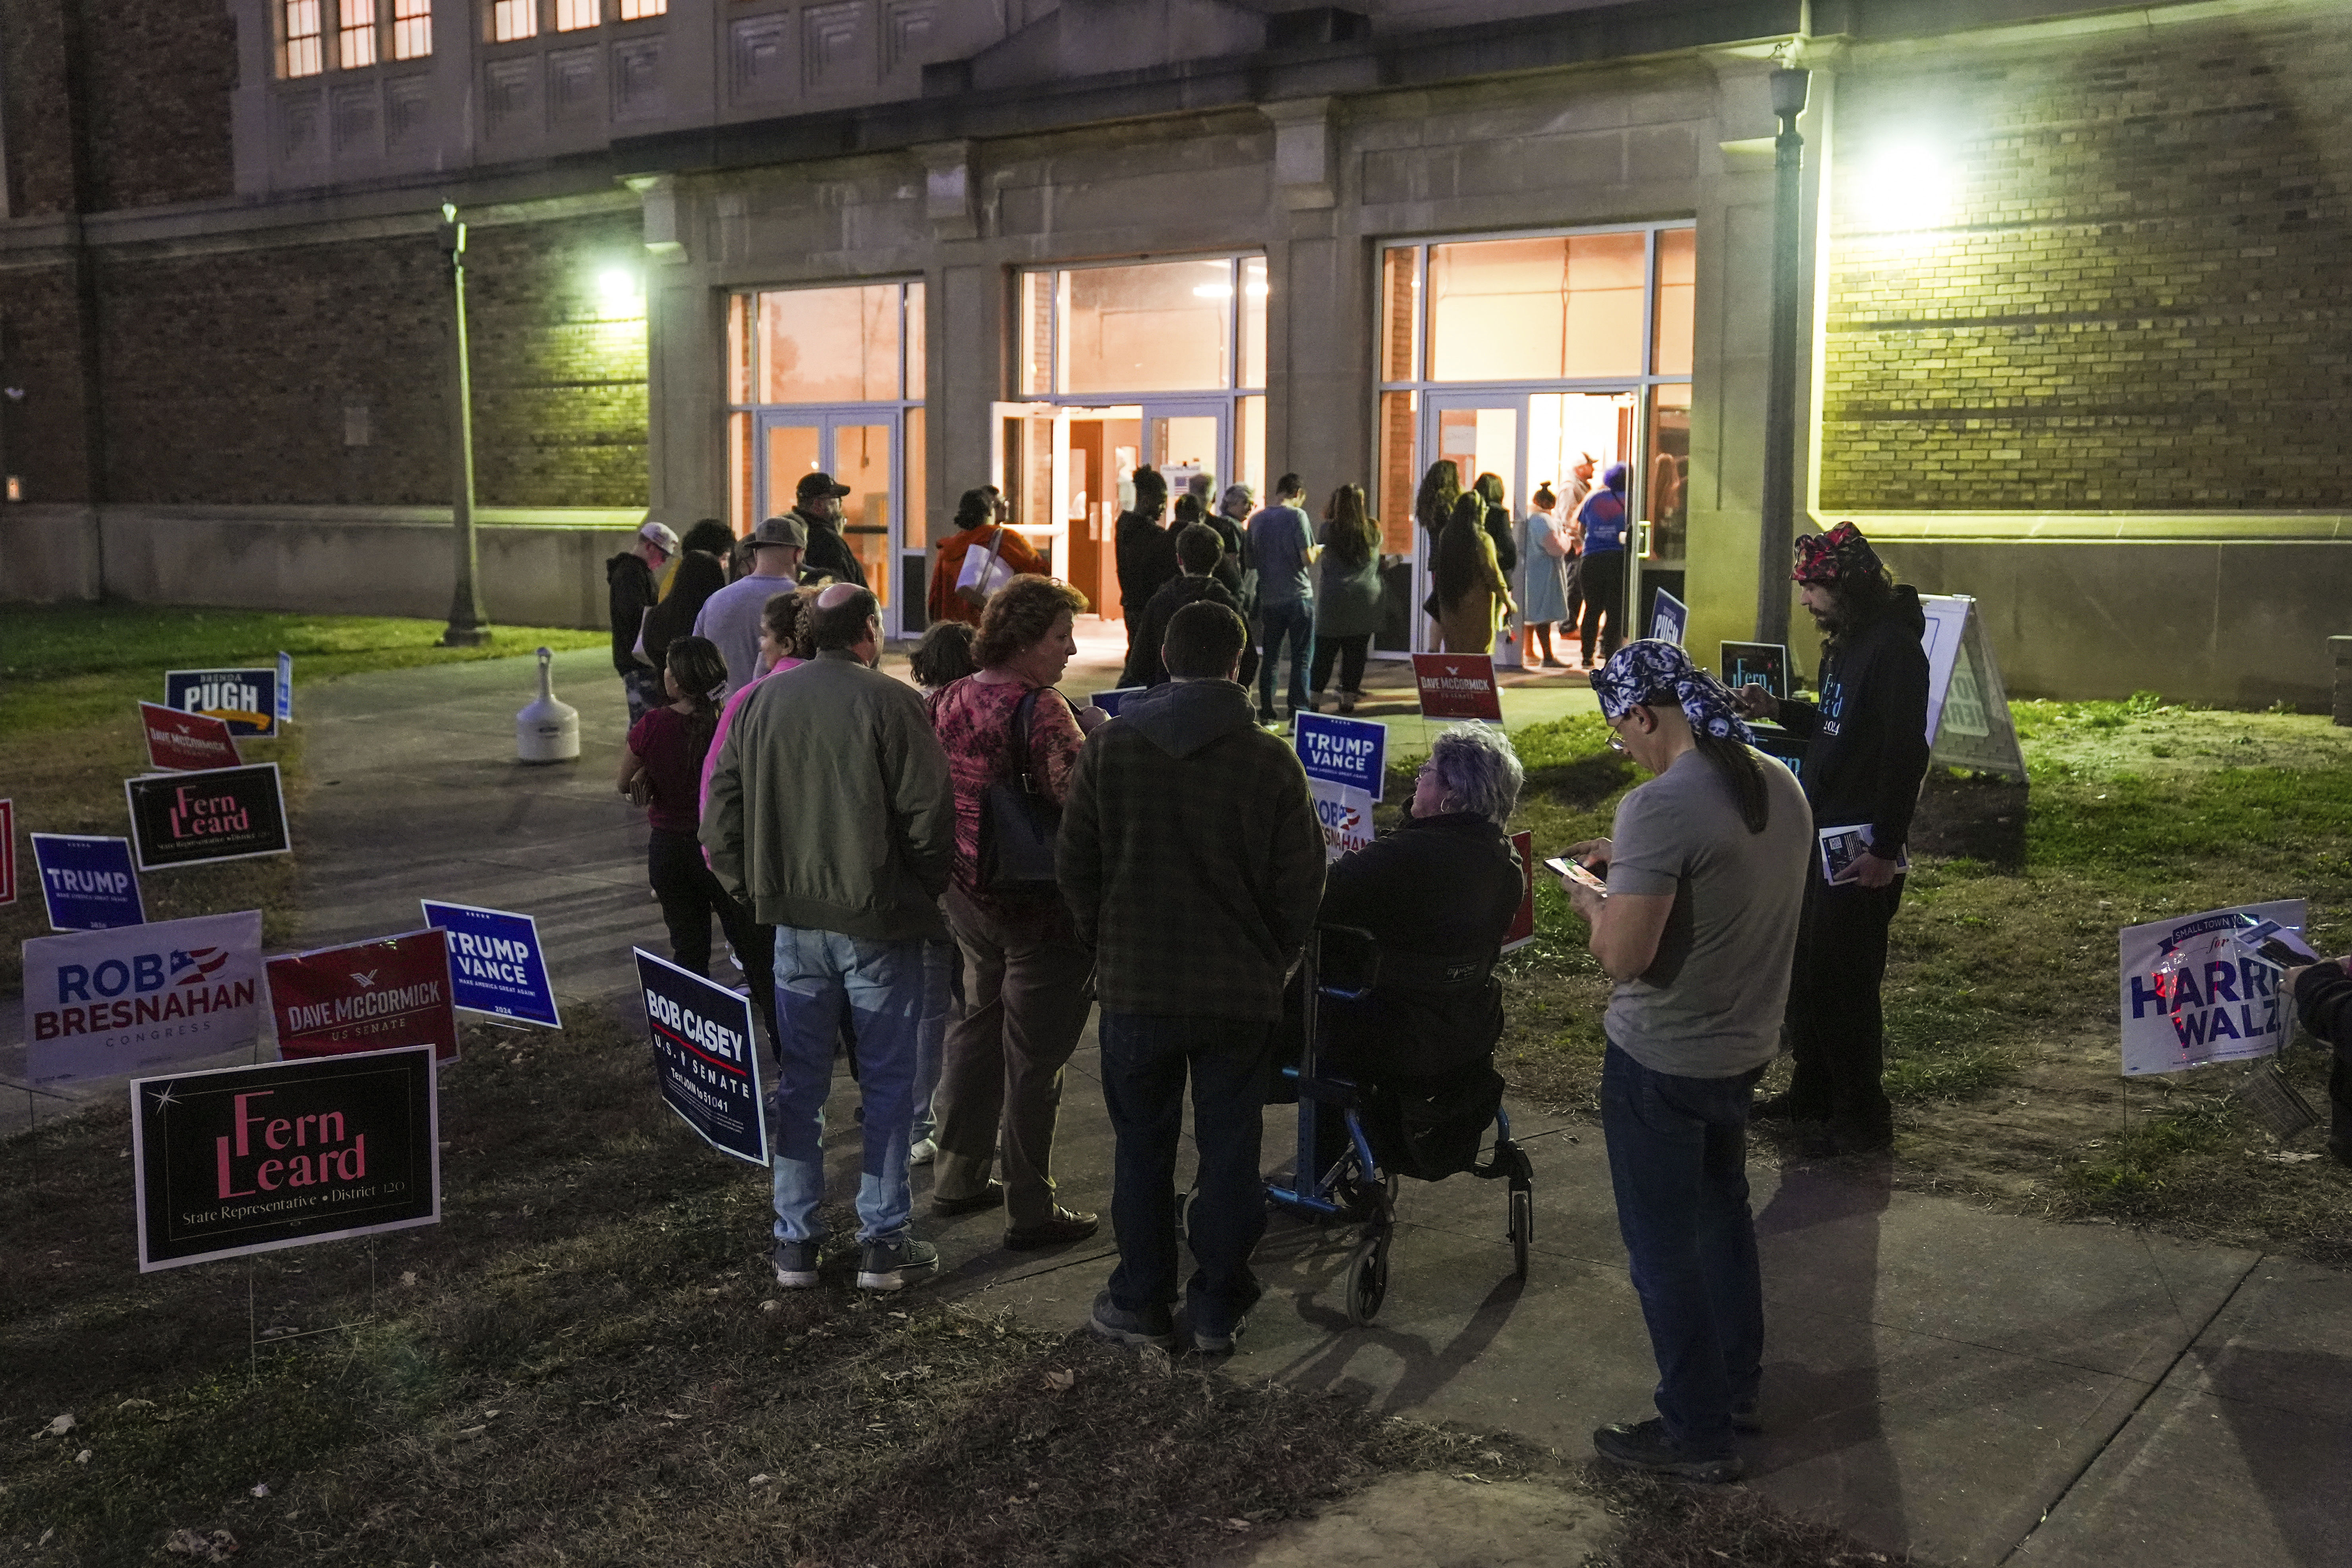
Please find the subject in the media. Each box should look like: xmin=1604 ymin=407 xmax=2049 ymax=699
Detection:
xmin=17 ymin=645 xmax=2348 ymax=1566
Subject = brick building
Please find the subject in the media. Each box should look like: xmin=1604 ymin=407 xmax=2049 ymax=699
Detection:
xmin=1 ymin=0 xmax=2345 ymax=702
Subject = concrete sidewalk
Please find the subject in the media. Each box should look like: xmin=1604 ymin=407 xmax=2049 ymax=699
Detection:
xmin=22 ymin=646 xmax=2348 ymax=1566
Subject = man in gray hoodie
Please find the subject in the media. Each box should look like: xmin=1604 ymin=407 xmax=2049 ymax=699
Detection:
xmin=1058 ymin=600 xmax=1325 ymax=1354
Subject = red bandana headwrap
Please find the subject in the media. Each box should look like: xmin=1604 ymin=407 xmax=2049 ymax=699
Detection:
xmin=1792 ymin=521 xmax=1884 ymax=586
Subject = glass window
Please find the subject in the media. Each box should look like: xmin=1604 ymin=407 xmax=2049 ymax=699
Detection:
xmin=758 ymin=284 xmax=901 ymax=404
xmin=1019 ymin=272 xmax=1053 ymax=397
xmin=1237 ymin=395 xmax=1266 ymax=502
xmin=1239 ymin=257 xmax=1268 ymax=389
xmin=391 ymin=0 xmax=431 ymax=58
xmin=904 ymin=408 xmax=929 ymax=547
xmin=285 ymin=0 xmax=324 ymax=75
xmin=491 ymin=0 xmax=536 ymax=42
xmin=1377 ymin=390 xmax=1419 ymax=556
xmin=904 ymin=281 xmax=926 ymax=402
xmin=1653 ymin=228 xmax=1695 ymax=378
xmin=726 ymin=294 xmax=750 ymax=405
xmin=727 ymin=411 xmax=752 ymax=535
xmin=1643 ymin=383 xmax=1693 ymax=561
xmin=1380 ymin=246 xmax=1417 ymax=383
xmin=555 ymin=0 xmax=599 ymax=31
xmin=836 ymin=423 xmax=894 ymax=605
xmin=338 ymin=0 xmax=377 ymax=67
xmin=1425 ymin=233 xmax=1647 ymax=382
xmin=1057 ymin=261 xmax=1231 ymax=395
xmin=617 ymin=0 xmax=665 ymax=16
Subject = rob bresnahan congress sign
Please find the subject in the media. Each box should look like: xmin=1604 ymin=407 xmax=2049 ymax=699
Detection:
xmin=2118 ymin=899 xmax=2306 ymax=1076
xmin=635 ymin=947 xmax=768 ymax=1166
xmin=23 ymin=911 xmax=266 ymax=1085
xmin=131 ymin=1044 xmax=440 ymax=1271
xmin=267 ymin=928 xmax=460 ymax=1063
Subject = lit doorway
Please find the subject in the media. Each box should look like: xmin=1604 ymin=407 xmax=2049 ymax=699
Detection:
xmin=754 ymin=410 xmax=902 ymax=608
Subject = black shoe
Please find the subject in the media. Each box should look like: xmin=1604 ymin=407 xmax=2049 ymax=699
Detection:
xmin=931 ymin=1180 xmax=1005 ymax=1217
xmin=1592 ymin=1417 xmax=1742 ymax=1483
xmin=1751 ymin=1092 xmax=1827 ymax=1125
xmin=1730 ymin=1400 xmax=1763 ymax=1435
xmin=1257 ymin=708 xmax=1279 ymax=725
xmin=855 ymin=1234 xmax=938 ymax=1292
xmin=1003 ymin=1207 xmax=1099 ymax=1251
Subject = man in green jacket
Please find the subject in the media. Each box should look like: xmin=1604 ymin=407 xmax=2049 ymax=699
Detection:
xmin=1059 ymin=600 xmax=1325 ymax=1354
xmin=703 ymin=585 xmax=954 ymax=1293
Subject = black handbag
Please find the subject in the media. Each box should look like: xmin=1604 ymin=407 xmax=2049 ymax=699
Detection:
xmin=977 ymin=686 xmax=1064 ymax=898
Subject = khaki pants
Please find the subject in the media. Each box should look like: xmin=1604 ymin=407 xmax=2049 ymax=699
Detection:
xmin=934 ymin=886 xmax=1095 ymax=1228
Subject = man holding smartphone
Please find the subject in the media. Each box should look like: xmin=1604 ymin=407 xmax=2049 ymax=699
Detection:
xmin=1560 ymin=641 xmax=1811 ymax=1483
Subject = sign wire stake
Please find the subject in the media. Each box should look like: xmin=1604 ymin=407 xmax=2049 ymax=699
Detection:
xmin=247 ymin=1259 xmax=259 ymax=1388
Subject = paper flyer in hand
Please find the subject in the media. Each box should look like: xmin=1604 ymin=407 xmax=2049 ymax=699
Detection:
xmin=1817 ymin=824 xmax=1909 ymax=886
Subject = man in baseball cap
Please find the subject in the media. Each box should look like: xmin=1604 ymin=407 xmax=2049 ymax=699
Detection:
xmin=607 ymin=520 xmax=682 ymax=721
xmin=792 ymin=471 xmax=867 ymax=590
xmin=692 ymin=514 xmax=810 ymax=693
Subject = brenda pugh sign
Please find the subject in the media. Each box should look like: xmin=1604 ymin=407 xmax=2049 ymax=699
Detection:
xmin=268 ymin=928 xmax=460 ymax=1063
xmin=1411 ymin=654 xmax=1503 ymax=722
xmin=24 ymin=910 xmax=265 ymax=1085
xmin=2118 ymin=899 xmax=2306 ymax=1076
xmin=165 ymin=667 xmax=279 ymax=739
xmin=1295 ymin=713 xmax=1387 ymax=802
xmin=131 ymin=1044 xmax=440 ymax=1272
xmin=139 ymin=702 xmax=242 ymax=773
xmin=31 ymin=833 xmax=145 ymax=931
xmin=126 ymin=764 xmax=291 ymax=871
xmin=420 ymin=900 xmax=561 ymax=1029
xmin=635 ymin=947 xmax=768 ymax=1166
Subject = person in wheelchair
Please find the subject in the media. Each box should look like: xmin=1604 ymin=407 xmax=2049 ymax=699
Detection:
xmin=1306 ymin=722 xmax=1527 ymax=1181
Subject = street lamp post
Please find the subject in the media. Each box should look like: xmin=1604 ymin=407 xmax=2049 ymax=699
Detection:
xmin=439 ymin=203 xmax=491 ymax=648
xmin=1755 ymin=64 xmax=1812 ymax=646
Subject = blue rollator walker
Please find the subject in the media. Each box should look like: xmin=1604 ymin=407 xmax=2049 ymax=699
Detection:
xmin=1266 ymin=926 xmax=1536 ymax=1325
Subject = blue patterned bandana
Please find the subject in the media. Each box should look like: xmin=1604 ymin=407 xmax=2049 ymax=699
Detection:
xmin=1591 ymin=639 xmax=1755 ymax=744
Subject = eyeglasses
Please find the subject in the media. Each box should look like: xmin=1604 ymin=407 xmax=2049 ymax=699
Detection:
xmin=1606 ymin=732 xmax=1629 ymax=754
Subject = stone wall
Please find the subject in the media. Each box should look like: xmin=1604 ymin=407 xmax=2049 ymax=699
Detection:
xmin=1822 ymin=8 xmax=2352 ymax=511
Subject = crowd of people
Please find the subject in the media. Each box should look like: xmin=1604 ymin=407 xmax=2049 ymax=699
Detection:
xmin=601 ymin=495 xmax=2048 ymax=1485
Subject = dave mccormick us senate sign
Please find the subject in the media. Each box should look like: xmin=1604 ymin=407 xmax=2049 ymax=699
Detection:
xmin=131 ymin=1044 xmax=441 ymax=1271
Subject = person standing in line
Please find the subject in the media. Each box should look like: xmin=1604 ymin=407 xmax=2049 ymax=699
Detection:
xmin=1473 ymin=472 xmax=1519 ymax=576
xmin=1212 ymin=483 xmax=1260 ymax=690
xmin=1434 ymin=492 xmax=1516 ymax=655
xmin=1246 ymin=472 xmax=1319 ymax=725
xmin=903 ymin=615 xmax=980 ymax=1166
xmin=642 ymin=520 xmax=736 ymax=679
xmin=692 ymin=515 xmax=809 ymax=694
xmin=1563 ymin=640 xmax=1811 ymax=1483
xmin=606 ymin=520 xmax=678 ymax=723
xmin=1121 ymin=523 xmax=1245 ymax=690
xmin=1309 ymin=483 xmax=1384 ymax=714
xmin=2285 ymin=950 xmax=2352 ymax=1166
xmin=791 ymin=471 xmax=867 ymax=588
xmin=702 ymin=584 xmax=954 ymax=1293
xmin=619 ymin=635 xmax=777 ymax=1052
xmin=1562 ymin=453 xmax=1596 ymax=653
xmin=1061 ymin=600 xmax=1324 ymax=1355
xmin=926 ymin=576 xmax=1106 ymax=1250
xmin=930 ymin=488 xmax=1046 ymax=629
xmin=1732 ymin=522 xmax=1930 ymax=1154
xmin=1413 ymin=459 xmax=1463 ymax=544
xmin=1574 ymin=463 xmax=1631 ymax=665
xmin=1518 ymin=484 xmax=1571 ymax=668
xmin=1114 ymin=466 xmax=1178 ymax=652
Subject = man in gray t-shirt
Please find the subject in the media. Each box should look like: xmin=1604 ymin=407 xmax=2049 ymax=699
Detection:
xmin=1244 ymin=472 xmax=1317 ymax=723
xmin=693 ymin=514 xmax=807 ymax=693
xmin=1561 ymin=640 xmax=1809 ymax=1487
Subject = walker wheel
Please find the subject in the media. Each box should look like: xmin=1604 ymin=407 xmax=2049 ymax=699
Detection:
xmin=1345 ymin=1190 xmax=1393 ymax=1326
xmin=1508 ymin=1185 xmax=1533 ymax=1282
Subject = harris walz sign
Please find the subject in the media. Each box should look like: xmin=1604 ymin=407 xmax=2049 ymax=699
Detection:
xmin=132 ymin=1045 xmax=441 ymax=1271
xmin=126 ymin=764 xmax=291 ymax=871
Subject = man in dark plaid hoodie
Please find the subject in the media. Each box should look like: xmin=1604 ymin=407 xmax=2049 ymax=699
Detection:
xmin=1059 ymin=600 xmax=1324 ymax=1355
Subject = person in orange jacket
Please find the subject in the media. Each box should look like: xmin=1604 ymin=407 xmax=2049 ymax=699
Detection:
xmin=930 ymin=487 xmax=1047 ymax=628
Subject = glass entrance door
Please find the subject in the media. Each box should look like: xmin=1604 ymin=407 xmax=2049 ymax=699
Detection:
xmin=758 ymin=410 xmax=903 ymax=631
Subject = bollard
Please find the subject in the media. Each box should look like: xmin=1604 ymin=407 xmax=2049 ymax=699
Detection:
xmin=2333 ymin=636 xmax=2352 ymax=727
xmin=516 ymin=646 xmax=581 ymax=762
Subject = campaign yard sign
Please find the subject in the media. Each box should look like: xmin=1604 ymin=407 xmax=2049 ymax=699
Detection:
xmin=420 ymin=900 xmax=561 ymax=1029
xmin=2118 ymin=899 xmax=2306 ymax=1076
xmin=1089 ymin=687 xmax=1146 ymax=718
xmin=635 ymin=947 xmax=768 ymax=1167
xmin=1648 ymin=589 xmax=1689 ymax=647
xmin=165 ymin=667 xmax=279 ymax=739
xmin=31 ymin=834 xmax=145 ymax=931
xmin=1720 ymin=642 xmax=1789 ymax=702
xmin=0 ymin=799 xmax=13 ymax=907
xmin=1502 ymin=829 xmax=1536 ymax=953
xmin=1411 ymin=654 xmax=1504 ymax=723
xmin=1308 ymin=777 xmax=1375 ymax=864
xmin=125 ymin=764 xmax=291 ymax=872
xmin=23 ymin=910 xmax=265 ymax=1085
xmin=1918 ymin=595 xmax=2026 ymax=781
xmin=139 ymin=702 xmax=242 ymax=773
xmin=276 ymin=651 xmax=295 ymax=724
xmin=1294 ymin=712 xmax=1388 ymax=802
xmin=268 ymin=928 xmax=460 ymax=1063
xmin=131 ymin=1044 xmax=440 ymax=1272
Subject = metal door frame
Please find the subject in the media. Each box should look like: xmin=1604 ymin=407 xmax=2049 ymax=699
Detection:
xmin=754 ymin=406 xmax=906 ymax=636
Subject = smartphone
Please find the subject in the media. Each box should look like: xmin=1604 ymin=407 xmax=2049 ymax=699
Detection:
xmin=1545 ymin=855 xmax=1608 ymax=895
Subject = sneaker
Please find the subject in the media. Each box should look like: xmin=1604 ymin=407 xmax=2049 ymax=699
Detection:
xmin=771 ymin=1239 xmax=821 ymax=1290
xmin=1592 ymin=1417 xmax=1743 ymax=1483
xmin=856 ymin=1235 xmax=939 ymax=1292
xmin=932 ymin=1180 xmax=1004 ymax=1217
xmin=1003 ymin=1207 xmax=1099 ymax=1251
xmin=1257 ymin=708 xmax=1280 ymax=726
xmin=1088 ymin=1290 xmax=1175 ymax=1350
xmin=1191 ymin=1312 xmax=1251 ymax=1355
xmin=1305 ymin=693 xmax=1324 ymax=714
xmin=908 ymin=1137 xmax=937 ymax=1166
xmin=1337 ymin=690 xmax=1359 ymax=715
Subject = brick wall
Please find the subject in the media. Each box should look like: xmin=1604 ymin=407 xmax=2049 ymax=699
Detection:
xmin=0 ymin=263 xmax=93 ymax=501
xmin=1822 ymin=11 xmax=2352 ymax=511
xmin=1 ymin=0 xmax=79 ymax=214
xmin=95 ymin=212 xmax=649 ymax=508
xmin=79 ymin=0 xmax=236 ymax=209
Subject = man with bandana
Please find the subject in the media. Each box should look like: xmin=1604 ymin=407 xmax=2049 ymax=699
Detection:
xmin=1562 ymin=640 xmax=1811 ymax=1482
xmin=1732 ymin=522 xmax=1931 ymax=1153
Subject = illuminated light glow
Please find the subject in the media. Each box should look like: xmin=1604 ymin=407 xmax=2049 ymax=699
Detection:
xmin=1859 ymin=142 xmax=1962 ymax=232
xmin=596 ymin=267 xmax=642 ymax=311
xmin=1193 ymin=283 xmax=1235 ymax=299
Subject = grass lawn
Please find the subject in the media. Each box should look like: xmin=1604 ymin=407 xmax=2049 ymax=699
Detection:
xmin=1481 ymin=695 xmax=2352 ymax=1268
xmin=0 ymin=607 xmax=604 ymax=995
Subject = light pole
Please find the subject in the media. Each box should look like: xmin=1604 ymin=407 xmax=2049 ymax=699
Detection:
xmin=439 ymin=202 xmax=491 ymax=647
xmin=1755 ymin=63 xmax=1812 ymax=646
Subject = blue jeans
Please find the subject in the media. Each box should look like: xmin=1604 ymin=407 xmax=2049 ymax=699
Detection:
xmin=1098 ymin=1011 xmax=1275 ymax=1334
xmin=622 ymin=666 xmax=664 ymax=725
xmin=1256 ymin=599 xmax=1314 ymax=716
xmin=914 ymin=938 xmax=952 ymax=1147
xmin=1600 ymin=1042 xmax=1766 ymax=1457
xmin=767 ymin=926 xmax=942 ymax=1245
